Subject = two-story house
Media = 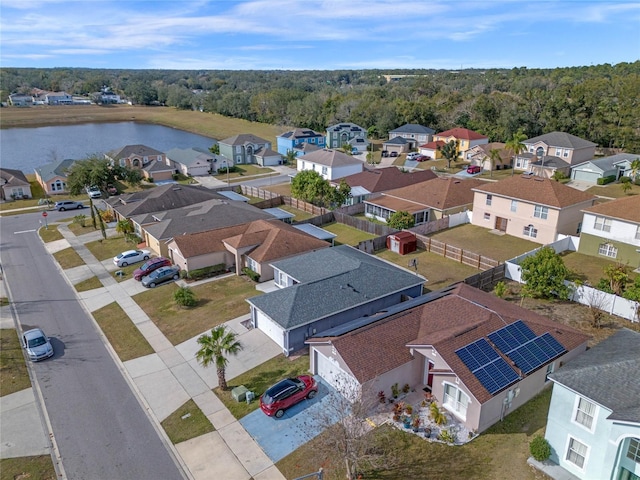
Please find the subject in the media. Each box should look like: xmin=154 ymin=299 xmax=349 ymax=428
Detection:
xmin=471 ymin=175 xmax=596 ymax=244
xmin=577 ymin=196 xmax=640 ymax=267
xmin=44 ymin=92 xmax=73 ymax=105
xmin=325 ymin=123 xmax=367 ymax=149
xmin=388 ymin=124 xmax=435 ymax=150
xmin=34 ymin=158 xmax=76 ymax=195
xmin=276 ymin=128 xmax=326 ymax=157
xmin=105 ymin=144 xmax=175 ymax=182
xmin=296 ymin=149 xmax=363 ymax=181
xmin=514 ymin=132 xmax=597 ymax=172
xmin=465 ymin=142 xmax=512 ymax=171
xmin=433 ymin=128 xmax=488 ymax=158
xmin=542 ymin=328 xmax=640 ymax=480
xmin=218 ymin=133 xmax=281 ymax=166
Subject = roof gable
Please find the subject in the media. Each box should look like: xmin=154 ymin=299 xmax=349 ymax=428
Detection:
xmin=582 ymin=195 xmax=640 ymax=224
xmin=106 ymin=144 xmax=164 ymax=159
xmin=523 ymin=132 xmax=596 ymax=149
xmin=298 ymin=149 xmax=362 ymax=168
xmin=435 ymin=128 xmax=487 ymax=141
xmin=332 ymin=167 xmax=437 ymax=193
xmin=390 ymin=124 xmax=435 ymax=135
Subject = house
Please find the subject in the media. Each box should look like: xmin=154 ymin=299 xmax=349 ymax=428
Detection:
xmin=276 ymin=128 xmax=326 ymax=157
xmin=514 ymin=132 xmax=597 ymax=172
xmin=388 ymin=124 xmax=435 ymax=150
xmin=570 ymin=153 xmax=639 ymax=184
xmin=166 ymin=147 xmax=219 ymax=176
xmin=330 ymin=167 xmax=438 ymax=205
xmin=527 ymin=156 xmax=572 ymax=179
xmin=418 ymin=140 xmax=446 ymax=160
xmin=382 ymin=136 xmax=412 ymax=156
xmin=306 ymin=283 xmax=589 ymax=433
xmin=44 ymin=92 xmax=73 ymax=105
xmin=131 ymin=198 xmax=273 ymax=258
xmin=365 ymin=177 xmax=484 ymax=224
xmin=433 ymin=128 xmax=488 ymax=158
xmin=347 ymin=136 xmax=370 ymax=154
xmin=471 ymin=175 xmax=597 ymax=244
xmin=296 ymin=149 xmax=363 ymax=181
xmin=577 ymin=196 xmax=640 ymax=267
xmin=465 ymin=143 xmax=512 ymax=171
xmin=8 ymin=93 xmax=33 ymax=106
xmin=247 ymin=245 xmax=425 ymax=356
xmin=325 ymin=123 xmax=367 ymax=150
xmin=105 ymin=145 xmax=176 ymax=182
xmin=543 ymin=328 xmax=640 ymax=480
xmin=219 ymin=134 xmax=282 ymax=166
xmin=0 ymin=168 xmax=33 ymax=200
xmin=168 ymin=219 xmax=331 ymax=279
xmin=34 ymin=158 xmax=76 ymax=195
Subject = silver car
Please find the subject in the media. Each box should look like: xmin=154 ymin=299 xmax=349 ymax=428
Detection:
xmin=22 ymin=328 xmax=54 ymax=361
xmin=113 ymin=249 xmax=151 ymax=267
xmin=54 ymin=200 xmax=84 ymax=211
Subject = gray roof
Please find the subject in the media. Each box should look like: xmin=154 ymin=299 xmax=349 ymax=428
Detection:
xmin=106 ymin=144 xmax=164 ymax=159
xmin=390 ymin=124 xmax=435 ymax=134
xmin=217 ymin=190 xmax=249 ymax=202
xmin=326 ymin=123 xmax=365 ymax=133
xmin=263 ymin=208 xmax=295 ymax=221
xmin=0 ymin=168 xmax=30 ymax=186
xmin=548 ymin=328 xmax=640 ymax=423
xmin=529 ymin=156 xmax=571 ymax=169
xmin=524 ymin=132 xmax=596 ymax=149
xmin=166 ymin=147 xmax=214 ymax=167
xmin=383 ymin=137 xmax=409 ymax=145
xmin=219 ymin=133 xmax=269 ymax=146
xmin=572 ymin=153 xmax=639 ymax=172
xmin=34 ymin=159 xmax=76 ymax=182
xmin=278 ymin=128 xmax=323 ymax=140
xmin=247 ymin=246 xmax=425 ymax=330
xmin=292 ymin=223 xmax=336 ymax=241
xmin=298 ymin=149 xmax=362 ymax=168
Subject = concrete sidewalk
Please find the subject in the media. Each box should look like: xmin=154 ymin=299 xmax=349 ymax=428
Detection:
xmin=4 ymin=223 xmax=286 ymax=480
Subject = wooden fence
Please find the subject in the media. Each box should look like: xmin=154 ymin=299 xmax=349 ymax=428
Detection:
xmin=415 ymin=234 xmax=500 ymax=271
xmin=464 ymin=264 xmax=506 ymax=290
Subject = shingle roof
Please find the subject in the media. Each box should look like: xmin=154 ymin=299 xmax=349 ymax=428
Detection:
xmin=166 ymin=147 xmax=214 ymax=167
xmin=472 ymin=175 xmax=596 ymax=208
xmin=278 ymin=128 xmax=323 ymax=140
xmin=219 ymin=133 xmax=269 ymax=146
xmin=0 ymin=168 xmax=30 ymax=186
xmin=34 ymin=158 xmax=76 ymax=181
xmin=582 ymin=195 xmax=640 ymax=224
xmin=106 ymin=144 xmax=164 ymax=159
xmin=435 ymin=128 xmax=487 ymax=141
xmin=420 ymin=140 xmax=446 ymax=150
xmin=524 ymin=132 xmax=596 ymax=149
xmin=548 ymin=328 xmax=640 ymax=423
xmin=529 ymin=156 xmax=571 ymax=169
xmin=572 ymin=153 xmax=639 ymax=172
xmin=298 ymin=149 xmax=362 ymax=168
xmin=319 ymin=283 xmax=588 ymax=403
xmin=332 ymin=167 xmax=437 ymax=193
xmin=326 ymin=123 xmax=365 ymax=133
xmin=367 ymin=177 xmax=485 ymax=213
xmin=390 ymin=124 xmax=435 ymax=134
xmin=383 ymin=137 xmax=409 ymax=145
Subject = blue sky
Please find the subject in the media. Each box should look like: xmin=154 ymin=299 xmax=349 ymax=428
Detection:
xmin=1 ymin=0 xmax=639 ymax=70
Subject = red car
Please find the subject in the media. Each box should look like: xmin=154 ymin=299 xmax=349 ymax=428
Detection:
xmin=133 ymin=257 xmax=172 ymax=281
xmin=467 ymin=165 xmax=482 ymax=174
xmin=260 ymin=375 xmax=318 ymax=418
xmin=415 ymin=155 xmax=429 ymax=162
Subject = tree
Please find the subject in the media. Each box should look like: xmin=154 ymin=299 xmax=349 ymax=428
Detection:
xmin=487 ymin=148 xmax=502 ymax=178
xmin=520 ymin=247 xmax=571 ymax=300
xmin=208 ymin=144 xmax=220 ymax=155
xmin=506 ymin=131 xmax=527 ymax=175
xmin=95 ymin=204 xmax=106 ymax=239
xmin=291 ymin=170 xmax=349 ymax=208
xmin=66 ymin=156 xmax=142 ymax=195
xmin=597 ymin=263 xmax=629 ymax=295
xmin=195 ymin=326 xmax=243 ymax=391
xmin=622 ymin=181 xmax=632 ymax=194
xmin=629 ymin=158 xmax=640 ymax=182
xmin=387 ymin=211 xmax=415 ymax=230
xmin=174 ymin=286 xmax=197 ymax=307
xmin=116 ymin=219 xmax=133 ymax=236
xmin=284 ymin=149 xmax=297 ymax=166
xmin=438 ymin=140 xmax=458 ymax=169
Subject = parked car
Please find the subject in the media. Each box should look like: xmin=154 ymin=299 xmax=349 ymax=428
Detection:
xmin=22 ymin=327 xmax=54 ymax=361
xmin=381 ymin=151 xmax=389 ymax=157
xmin=113 ymin=249 xmax=151 ymax=267
xmin=133 ymin=257 xmax=172 ymax=281
xmin=106 ymin=184 xmax=118 ymax=196
xmin=390 ymin=151 xmax=398 ymax=157
xmin=406 ymin=152 xmax=420 ymax=160
xmin=416 ymin=155 xmax=430 ymax=162
xmin=86 ymin=186 xmax=102 ymax=198
xmin=260 ymin=375 xmax=318 ymax=418
xmin=54 ymin=200 xmax=84 ymax=211
xmin=141 ymin=265 xmax=181 ymax=288
xmin=467 ymin=165 xmax=482 ymax=174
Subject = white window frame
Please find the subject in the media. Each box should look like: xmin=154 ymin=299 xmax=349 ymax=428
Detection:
xmin=545 ymin=362 xmax=555 ymax=381
xmin=565 ymin=436 xmax=588 ymax=471
xmin=627 ymin=438 xmax=640 ymax=463
xmin=572 ymin=396 xmax=597 ymax=431
xmin=442 ymin=382 xmax=469 ymax=420
xmin=598 ymin=243 xmax=618 ymax=258
xmin=635 ymin=226 xmax=640 ymax=240
xmin=523 ymin=224 xmax=538 ymax=238
xmin=594 ymin=216 xmax=612 ymax=232
xmin=534 ymin=205 xmax=549 ymax=219
xmin=511 ymin=200 xmax=517 ymax=212
xmin=321 ymin=166 xmax=328 ymax=176
xmin=486 ymin=194 xmax=492 ymax=206
xmin=483 ymin=213 xmax=491 ymax=221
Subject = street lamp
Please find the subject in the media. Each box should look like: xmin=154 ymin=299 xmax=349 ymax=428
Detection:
xmin=222 ymin=160 xmax=230 ymax=186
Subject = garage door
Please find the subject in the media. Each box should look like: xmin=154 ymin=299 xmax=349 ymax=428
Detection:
xmin=255 ymin=310 xmax=285 ymax=350
xmin=189 ymin=166 xmax=210 ymax=176
xmin=572 ymin=169 xmax=600 ymax=183
xmin=315 ymin=350 xmax=359 ymax=398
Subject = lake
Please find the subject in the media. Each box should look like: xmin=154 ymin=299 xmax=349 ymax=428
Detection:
xmin=0 ymin=122 xmax=217 ymax=173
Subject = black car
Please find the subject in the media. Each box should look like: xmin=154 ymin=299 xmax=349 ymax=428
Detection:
xmin=390 ymin=151 xmax=398 ymax=157
xmin=381 ymin=151 xmax=389 ymax=157
xmin=141 ymin=266 xmax=181 ymax=288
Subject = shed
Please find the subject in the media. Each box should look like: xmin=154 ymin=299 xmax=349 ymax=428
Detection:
xmin=386 ymin=231 xmax=417 ymax=255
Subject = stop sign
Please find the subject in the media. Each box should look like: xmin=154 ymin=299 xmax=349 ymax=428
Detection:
xmin=42 ymin=211 xmax=48 ymax=217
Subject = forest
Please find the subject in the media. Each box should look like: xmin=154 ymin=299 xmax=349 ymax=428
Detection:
xmin=1 ymin=62 xmax=639 ymax=151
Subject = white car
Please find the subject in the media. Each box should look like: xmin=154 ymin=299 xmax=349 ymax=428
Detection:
xmin=86 ymin=186 xmax=102 ymax=198
xmin=113 ymin=249 xmax=151 ymax=267
xmin=406 ymin=152 xmax=420 ymax=160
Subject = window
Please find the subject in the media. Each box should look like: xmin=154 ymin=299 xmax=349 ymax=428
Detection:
xmin=523 ymin=225 xmax=538 ymax=238
xmin=556 ymin=148 xmax=563 ymax=156
xmin=594 ymin=216 xmax=612 ymax=232
xmin=51 ymin=180 xmax=65 ymax=192
xmin=563 ymin=149 xmax=569 ymax=158
xmin=511 ymin=200 xmax=518 ymax=212
xmin=534 ymin=205 xmax=549 ymax=219
xmin=443 ymin=383 xmax=469 ymax=419
xmin=636 ymin=226 xmax=640 ymax=240
xmin=545 ymin=362 xmax=555 ymax=380
xmin=598 ymin=243 xmax=618 ymax=258
xmin=486 ymin=194 xmax=492 ymax=206
xmin=566 ymin=437 xmax=587 ymax=469
xmin=321 ymin=166 xmax=328 ymax=176
xmin=628 ymin=438 xmax=640 ymax=463
xmin=484 ymin=213 xmax=491 ymax=221
xmin=574 ymin=397 xmax=596 ymax=429
xmin=536 ymin=146 xmax=545 ymax=158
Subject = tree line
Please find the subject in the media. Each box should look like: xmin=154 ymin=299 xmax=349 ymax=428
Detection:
xmin=1 ymin=63 xmax=639 ymax=150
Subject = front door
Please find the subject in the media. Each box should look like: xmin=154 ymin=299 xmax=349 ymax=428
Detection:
xmin=495 ymin=216 xmax=508 ymax=232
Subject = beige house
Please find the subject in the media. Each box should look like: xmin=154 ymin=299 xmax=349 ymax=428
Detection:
xmin=105 ymin=144 xmax=176 ymax=182
xmin=168 ymin=219 xmax=330 ymax=280
xmin=0 ymin=168 xmax=33 ymax=200
xmin=514 ymin=132 xmax=597 ymax=172
xmin=465 ymin=142 xmax=511 ymax=171
xmin=34 ymin=159 xmax=75 ymax=195
xmin=471 ymin=175 xmax=596 ymax=244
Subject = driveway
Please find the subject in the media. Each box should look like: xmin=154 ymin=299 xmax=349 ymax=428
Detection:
xmin=240 ymin=377 xmax=340 ymax=462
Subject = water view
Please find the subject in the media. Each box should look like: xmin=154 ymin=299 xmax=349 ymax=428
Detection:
xmin=0 ymin=122 xmax=217 ymax=173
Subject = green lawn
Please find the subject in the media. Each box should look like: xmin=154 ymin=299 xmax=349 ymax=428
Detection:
xmin=213 ymin=164 xmax=274 ymax=181
xmin=52 ymin=247 xmax=85 ymax=269
xmin=85 ymin=235 xmax=136 ymax=261
xmin=161 ymin=399 xmax=215 ymax=444
xmin=277 ymin=205 xmax=315 ymax=221
xmin=0 ymin=329 xmax=31 ymax=397
xmin=39 ymin=225 xmax=64 ymax=242
xmin=93 ymin=302 xmax=155 ymax=361
xmin=0 ymin=456 xmax=56 ymax=480
xmin=561 ymin=251 xmax=637 ymax=286
xmin=321 ymin=222 xmax=376 ymax=246
xmin=74 ymin=276 xmax=103 ymax=292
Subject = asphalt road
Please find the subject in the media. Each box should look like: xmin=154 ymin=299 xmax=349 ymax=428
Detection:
xmin=0 ymin=210 xmax=185 ymax=480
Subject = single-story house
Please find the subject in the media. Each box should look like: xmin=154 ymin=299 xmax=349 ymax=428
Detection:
xmin=307 ymin=283 xmax=589 ymax=434
xmin=247 ymin=245 xmax=426 ymax=356
xmin=465 ymin=143 xmax=511 ymax=171
xmin=105 ymin=144 xmax=176 ymax=182
xmin=34 ymin=158 xmax=76 ymax=195
xmin=570 ymin=153 xmax=639 ymax=184
xmin=297 ymin=149 xmax=363 ymax=181
xmin=166 ymin=147 xmax=219 ymax=176
xmin=0 ymin=168 xmax=33 ymax=200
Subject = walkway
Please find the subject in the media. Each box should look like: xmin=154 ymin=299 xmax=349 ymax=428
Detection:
xmin=7 ymin=223 xmax=286 ymax=480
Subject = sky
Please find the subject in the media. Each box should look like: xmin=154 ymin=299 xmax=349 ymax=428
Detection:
xmin=1 ymin=0 xmax=639 ymax=71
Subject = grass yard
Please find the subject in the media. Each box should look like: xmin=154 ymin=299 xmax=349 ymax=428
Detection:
xmin=133 ymin=275 xmax=256 ymax=345
xmin=377 ymin=249 xmax=479 ymax=292
xmin=586 ymin=183 xmax=640 ymax=199
xmin=74 ymin=276 xmax=103 ymax=292
xmin=561 ymin=251 xmax=636 ymax=286
xmin=277 ymin=205 xmax=316 ymax=222
xmin=263 ymin=182 xmax=292 ymax=197
xmin=0 ymin=329 xmax=31 ymax=397
xmin=430 ymin=224 xmax=539 ymax=262
xmin=85 ymin=235 xmax=136 ymax=261
xmin=67 ymin=221 xmax=99 ymax=236
xmin=39 ymin=225 xmax=64 ymax=242
xmin=52 ymin=247 xmax=85 ymax=269
xmin=0 ymin=456 xmax=56 ymax=480
xmin=213 ymin=164 xmax=274 ymax=181
xmin=321 ymin=222 xmax=376 ymax=246
xmin=93 ymin=302 xmax=155 ymax=361
xmin=215 ymin=352 xmax=311 ymax=420
xmin=161 ymin=399 xmax=215 ymax=444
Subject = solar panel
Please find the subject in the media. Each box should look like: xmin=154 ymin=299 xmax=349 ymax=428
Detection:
xmin=508 ymin=333 xmax=566 ymax=374
xmin=456 ymin=339 xmax=520 ymax=394
xmin=488 ymin=320 xmax=536 ymax=354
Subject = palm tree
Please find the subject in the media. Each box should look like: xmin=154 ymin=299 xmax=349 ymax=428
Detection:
xmin=487 ymin=148 xmax=503 ymax=178
xmin=284 ymin=149 xmax=297 ymax=166
xmin=439 ymin=140 xmax=458 ymax=169
xmin=506 ymin=131 xmax=527 ymax=175
xmin=629 ymin=158 xmax=640 ymax=183
xmin=195 ymin=326 xmax=243 ymax=391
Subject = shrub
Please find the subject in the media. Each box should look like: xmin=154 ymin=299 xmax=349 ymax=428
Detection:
xmin=241 ymin=267 xmax=260 ymax=282
xmin=438 ymin=429 xmax=456 ymax=444
xmin=596 ymin=175 xmax=616 ymax=185
xmin=530 ymin=436 xmax=551 ymax=461
xmin=100 ymin=210 xmax=114 ymax=223
xmin=174 ymin=286 xmax=197 ymax=308
xmin=73 ymin=214 xmax=87 ymax=227
xmin=494 ymin=281 xmax=507 ymax=298
xmin=429 ymin=401 xmax=447 ymax=425
xmin=186 ymin=264 xmax=227 ymax=280
xmin=620 ymin=176 xmax=631 ymax=183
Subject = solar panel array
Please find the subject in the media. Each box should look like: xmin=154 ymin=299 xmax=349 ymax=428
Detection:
xmin=487 ymin=320 xmax=536 ymax=354
xmin=455 ymin=339 xmax=520 ymax=394
xmin=508 ymin=333 xmax=566 ymax=374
